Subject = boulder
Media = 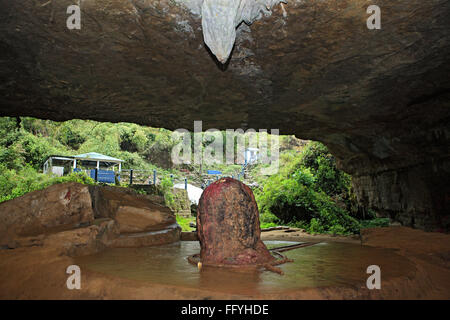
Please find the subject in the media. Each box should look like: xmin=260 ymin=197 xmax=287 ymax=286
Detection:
xmin=181 ymin=231 xmax=199 ymax=241
xmin=5 ymin=218 xmax=120 ymax=256
xmin=0 ymin=182 xmax=94 ymax=246
xmin=0 ymin=183 xmax=179 ymax=248
xmin=111 ymin=224 xmax=181 ymax=248
xmin=89 ymin=185 xmax=177 ymax=233
xmin=115 ymin=205 xmax=176 ymax=233
xmin=197 ymin=177 xmax=274 ymax=265
xmin=42 ymin=219 xmax=119 ymax=256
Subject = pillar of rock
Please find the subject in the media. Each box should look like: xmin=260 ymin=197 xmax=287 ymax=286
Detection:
xmin=197 ymin=177 xmax=274 ymax=265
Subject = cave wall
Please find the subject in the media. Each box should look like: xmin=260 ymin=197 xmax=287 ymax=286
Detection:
xmin=352 ymin=162 xmax=449 ymax=231
xmin=0 ymin=0 xmax=449 ymax=230
xmin=331 ymin=93 xmax=450 ymax=231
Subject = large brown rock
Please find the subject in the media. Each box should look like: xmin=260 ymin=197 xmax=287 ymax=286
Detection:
xmin=111 ymin=223 xmax=181 ymax=248
xmin=89 ymin=185 xmax=177 ymax=233
xmin=0 ymin=182 xmax=94 ymax=246
xmin=114 ymin=205 xmax=175 ymax=233
xmin=0 ymin=183 xmax=179 ymax=247
xmin=197 ymin=177 xmax=274 ymax=265
xmin=41 ymin=219 xmax=120 ymax=256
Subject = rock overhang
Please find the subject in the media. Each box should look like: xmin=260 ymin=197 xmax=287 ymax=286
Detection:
xmin=0 ymin=0 xmax=449 ymax=230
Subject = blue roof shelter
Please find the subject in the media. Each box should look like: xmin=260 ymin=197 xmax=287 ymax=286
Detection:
xmin=73 ymin=152 xmax=124 ymax=172
xmin=43 ymin=152 xmax=124 ymax=183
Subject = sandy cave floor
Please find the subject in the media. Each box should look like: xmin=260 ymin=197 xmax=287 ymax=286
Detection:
xmin=0 ymin=226 xmax=449 ymax=300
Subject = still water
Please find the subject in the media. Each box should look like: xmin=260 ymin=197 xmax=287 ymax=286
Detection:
xmin=76 ymin=241 xmax=414 ymax=295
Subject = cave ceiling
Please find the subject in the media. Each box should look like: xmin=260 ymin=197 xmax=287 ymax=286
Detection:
xmin=0 ymin=0 xmax=449 ymax=173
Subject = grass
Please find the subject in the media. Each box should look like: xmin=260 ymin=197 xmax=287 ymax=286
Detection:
xmin=176 ymin=214 xmax=196 ymax=232
xmin=359 ymin=217 xmax=390 ymax=229
xmin=259 ymin=212 xmax=281 ymax=230
xmin=260 ymin=221 xmax=279 ymax=229
xmin=176 ymin=214 xmax=390 ymax=233
xmin=176 ymin=214 xmax=281 ymax=231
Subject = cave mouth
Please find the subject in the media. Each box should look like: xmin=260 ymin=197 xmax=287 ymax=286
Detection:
xmin=1 ymin=115 xmax=371 ymax=236
xmin=0 ymin=0 xmax=449 ymax=234
xmin=1 ymin=108 xmax=449 ymax=235
xmin=1 ymin=0 xmax=450 ymax=304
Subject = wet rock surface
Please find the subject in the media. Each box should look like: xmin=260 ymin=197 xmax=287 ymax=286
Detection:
xmin=0 ymin=183 xmax=180 ymax=248
xmin=197 ymin=177 xmax=274 ymax=265
xmin=0 ymin=1 xmax=449 ymax=230
xmin=0 ymin=182 xmax=94 ymax=246
xmin=90 ymin=185 xmax=177 ymax=233
xmin=111 ymin=223 xmax=181 ymax=248
xmin=1 ymin=226 xmax=449 ymax=299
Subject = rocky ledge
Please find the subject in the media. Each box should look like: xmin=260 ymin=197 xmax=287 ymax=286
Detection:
xmin=0 ymin=182 xmax=181 ymax=254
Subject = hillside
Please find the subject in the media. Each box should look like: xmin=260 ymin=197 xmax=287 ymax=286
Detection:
xmin=0 ymin=116 xmax=386 ymax=235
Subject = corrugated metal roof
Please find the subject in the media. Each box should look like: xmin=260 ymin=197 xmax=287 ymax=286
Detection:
xmin=73 ymin=152 xmax=124 ymax=162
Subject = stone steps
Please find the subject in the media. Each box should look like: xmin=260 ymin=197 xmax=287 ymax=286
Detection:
xmin=177 ymin=209 xmax=192 ymax=218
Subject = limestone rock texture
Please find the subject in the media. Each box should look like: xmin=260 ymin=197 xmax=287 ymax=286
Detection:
xmin=199 ymin=0 xmax=285 ymax=63
xmin=197 ymin=177 xmax=274 ymax=265
xmin=90 ymin=185 xmax=177 ymax=233
xmin=111 ymin=223 xmax=181 ymax=248
xmin=0 ymin=1 xmax=449 ymax=230
xmin=0 ymin=182 xmax=94 ymax=246
xmin=0 ymin=182 xmax=180 ymax=249
xmin=41 ymin=220 xmax=119 ymax=257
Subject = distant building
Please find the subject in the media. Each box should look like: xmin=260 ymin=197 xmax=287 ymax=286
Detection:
xmin=72 ymin=152 xmax=124 ymax=172
xmin=43 ymin=152 xmax=124 ymax=183
xmin=244 ymin=147 xmax=259 ymax=165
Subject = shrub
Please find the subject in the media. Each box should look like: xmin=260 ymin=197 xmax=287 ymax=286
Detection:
xmin=160 ymin=176 xmax=175 ymax=208
xmin=259 ymin=211 xmax=280 ymax=229
xmin=0 ymin=166 xmax=95 ymax=203
xmin=308 ymin=218 xmax=324 ymax=234
xmin=256 ymin=142 xmax=361 ymax=235
xmin=300 ymin=141 xmax=350 ymax=196
xmin=57 ymin=126 xmax=85 ymax=150
xmin=360 ymin=217 xmax=390 ymax=229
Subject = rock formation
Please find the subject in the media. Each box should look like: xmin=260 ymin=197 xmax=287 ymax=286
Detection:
xmin=0 ymin=1 xmax=449 ymax=230
xmin=194 ymin=0 xmax=285 ymax=63
xmin=0 ymin=183 xmax=94 ymax=246
xmin=197 ymin=177 xmax=274 ymax=265
xmin=89 ymin=185 xmax=177 ymax=233
xmin=0 ymin=183 xmax=181 ymax=250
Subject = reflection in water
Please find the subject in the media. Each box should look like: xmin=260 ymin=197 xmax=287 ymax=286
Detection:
xmin=198 ymin=266 xmax=262 ymax=295
xmin=76 ymin=241 xmax=415 ymax=295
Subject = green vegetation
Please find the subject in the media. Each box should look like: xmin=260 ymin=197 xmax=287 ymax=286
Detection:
xmin=0 ymin=116 xmax=386 ymax=235
xmin=254 ymin=142 xmax=361 ymax=235
xmin=9 ymin=117 xmax=182 ymax=174
xmin=0 ymin=166 xmax=95 ymax=203
xmin=176 ymin=214 xmax=196 ymax=232
xmin=160 ymin=176 xmax=175 ymax=208
xmin=359 ymin=217 xmax=390 ymax=229
xmin=259 ymin=212 xmax=279 ymax=229
xmin=0 ymin=117 xmax=184 ymax=203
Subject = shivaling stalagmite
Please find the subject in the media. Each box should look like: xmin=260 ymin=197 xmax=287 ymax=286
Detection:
xmin=196 ymin=177 xmax=274 ymax=265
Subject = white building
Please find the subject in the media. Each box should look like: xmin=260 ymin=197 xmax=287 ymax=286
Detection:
xmin=43 ymin=152 xmax=124 ymax=179
xmin=244 ymin=147 xmax=259 ymax=165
